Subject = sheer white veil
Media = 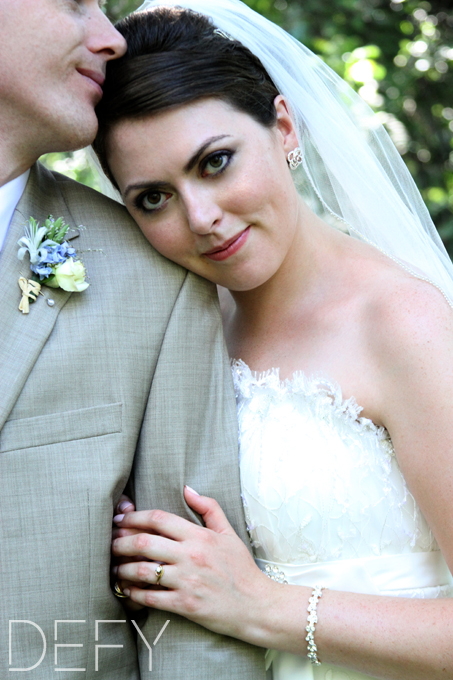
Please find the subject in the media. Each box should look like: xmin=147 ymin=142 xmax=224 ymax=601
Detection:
xmin=132 ymin=0 xmax=453 ymax=305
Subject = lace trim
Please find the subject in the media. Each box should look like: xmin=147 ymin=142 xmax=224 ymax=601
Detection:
xmin=231 ymin=358 xmax=392 ymax=445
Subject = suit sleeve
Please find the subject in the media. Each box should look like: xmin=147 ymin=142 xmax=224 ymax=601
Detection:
xmin=132 ymin=271 xmax=267 ymax=680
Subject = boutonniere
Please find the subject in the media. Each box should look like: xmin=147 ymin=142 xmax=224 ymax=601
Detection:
xmin=17 ymin=216 xmax=89 ymax=314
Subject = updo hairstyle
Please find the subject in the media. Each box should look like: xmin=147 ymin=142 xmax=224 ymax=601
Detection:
xmin=94 ymin=6 xmax=280 ymax=186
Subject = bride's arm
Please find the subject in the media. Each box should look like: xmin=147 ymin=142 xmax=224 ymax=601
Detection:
xmin=113 ymin=488 xmax=453 ymax=680
xmin=373 ymin=282 xmax=453 ymax=571
xmin=303 ymin=280 xmax=453 ymax=677
xmin=113 ymin=281 xmax=453 ymax=680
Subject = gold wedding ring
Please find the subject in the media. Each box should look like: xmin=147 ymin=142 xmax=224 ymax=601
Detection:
xmin=113 ymin=581 xmax=128 ymax=598
xmin=155 ymin=564 xmax=164 ymax=586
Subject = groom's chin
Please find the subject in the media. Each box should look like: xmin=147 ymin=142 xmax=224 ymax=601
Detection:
xmin=43 ymin=111 xmax=99 ymax=156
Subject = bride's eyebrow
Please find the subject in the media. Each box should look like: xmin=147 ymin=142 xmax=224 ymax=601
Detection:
xmin=123 ymin=135 xmax=234 ymax=199
xmin=183 ymin=135 xmax=233 ymax=173
xmin=124 ymin=180 xmax=169 ymax=200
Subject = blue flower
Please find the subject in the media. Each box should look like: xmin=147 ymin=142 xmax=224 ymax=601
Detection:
xmin=54 ymin=242 xmax=76 ymax=260
xmin=38 ymin=241 xmax=76 ymax=266
xmin=30 ymin=262 xmax=54 ymax=280
xmin=29 ymin=241 xmax=77 ymax=280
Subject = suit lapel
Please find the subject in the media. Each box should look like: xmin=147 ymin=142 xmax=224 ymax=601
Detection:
xmin=0 ymin=163 xmax=74 ymax=430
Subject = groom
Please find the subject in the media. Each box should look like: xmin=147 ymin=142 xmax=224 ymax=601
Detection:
xmin=0 ymin=0 xmax=266 ymax=678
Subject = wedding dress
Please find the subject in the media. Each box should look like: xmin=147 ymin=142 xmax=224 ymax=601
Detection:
xmin=233 ymin=359 xmax=453 ymax=680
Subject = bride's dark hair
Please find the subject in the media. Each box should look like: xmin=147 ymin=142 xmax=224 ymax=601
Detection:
xmin=94 ymin=6 xmax=279 ymax=185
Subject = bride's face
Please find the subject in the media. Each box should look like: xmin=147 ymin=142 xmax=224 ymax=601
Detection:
xmin=106 ymin=96 xmax=302 ymax=291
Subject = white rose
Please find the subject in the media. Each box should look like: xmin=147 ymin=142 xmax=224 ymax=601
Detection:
xmin=48 ymin=258 xmax=89 ymax=292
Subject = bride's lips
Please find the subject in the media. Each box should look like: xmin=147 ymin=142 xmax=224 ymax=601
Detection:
xmin=76 ymin=68 xmax=105 ymax=99
xmin=203 ymin=227 xmax=250 ymax=262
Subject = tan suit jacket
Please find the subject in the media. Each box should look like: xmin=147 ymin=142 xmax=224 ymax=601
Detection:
xmin=0 ymin=163 xmax=266 ymax=678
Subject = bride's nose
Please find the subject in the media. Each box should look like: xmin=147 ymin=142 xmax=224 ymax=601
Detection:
xmin=184 ymin=189 xmax=223 ymax=235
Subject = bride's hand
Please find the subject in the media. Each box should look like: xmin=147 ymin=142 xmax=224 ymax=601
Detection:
xmin=112 ymin=486 xmax=275 ymax=641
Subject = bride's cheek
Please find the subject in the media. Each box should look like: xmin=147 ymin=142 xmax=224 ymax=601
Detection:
xmin=147 ymin=217 xmax=186 ymax=258
xmin=136 ymin=221 xmax=170 ymax=254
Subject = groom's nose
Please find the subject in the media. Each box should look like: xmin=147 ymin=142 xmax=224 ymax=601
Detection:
xmin=85 ymin=2 xmax=127 ymax=62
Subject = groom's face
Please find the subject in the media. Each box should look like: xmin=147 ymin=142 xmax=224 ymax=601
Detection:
xmin=0 ymin=0 xmax=127 ymax=154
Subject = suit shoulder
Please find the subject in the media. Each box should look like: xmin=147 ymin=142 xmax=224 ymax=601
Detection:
xmin=47 ymin=169 xmax=219 ymax=298
xmin=50 ymin=169 xmax=132 ymax=223
xmin=41 ymin=166 xmax=187 ymax=283
xmin=36 ymin=165 xmax=219 ymax=297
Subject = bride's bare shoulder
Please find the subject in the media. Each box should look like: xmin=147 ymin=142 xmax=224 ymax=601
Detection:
xmin=344 ymin=247 xmax=453 ymax=429
xmin=357 ymin=250 xmax=453 ymax=365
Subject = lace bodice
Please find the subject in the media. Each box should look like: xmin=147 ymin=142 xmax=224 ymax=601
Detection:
xmin=233 ymin=360 xmax=437 ymax=566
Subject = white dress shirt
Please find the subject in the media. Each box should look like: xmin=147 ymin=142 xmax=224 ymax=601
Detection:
xmin=0 ymin=169 xmax=30 ymax=251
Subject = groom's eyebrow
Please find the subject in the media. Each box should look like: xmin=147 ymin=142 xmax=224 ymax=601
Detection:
xmin=184 ymin=135 xmax=232 ymax=173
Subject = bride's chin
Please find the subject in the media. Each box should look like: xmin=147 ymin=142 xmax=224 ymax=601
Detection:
xmin=186 ymin=255 xmax=277 ymax=292
xmin=216 ymin=272 xmax=275 ymax=293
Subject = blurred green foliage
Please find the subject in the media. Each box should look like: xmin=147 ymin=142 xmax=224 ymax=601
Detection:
xmin=104 ymin=0 xmax=142 ymax=19
xmin=41 ymin=0 xmax=453 ymax=253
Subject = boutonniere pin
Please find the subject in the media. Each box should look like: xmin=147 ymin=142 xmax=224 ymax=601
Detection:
xmin=17 ymin=216 xmax=89 ymax=314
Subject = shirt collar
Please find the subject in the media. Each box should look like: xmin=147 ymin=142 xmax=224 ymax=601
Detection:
xmin=0 ymin=169 xmax=31 ymax=252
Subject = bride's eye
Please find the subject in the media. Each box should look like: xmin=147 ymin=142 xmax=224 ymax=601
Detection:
xmin=201 ymin=151 xmax=233 ymax=177
xmin=137 ymin=191 xmax=171 ymax=213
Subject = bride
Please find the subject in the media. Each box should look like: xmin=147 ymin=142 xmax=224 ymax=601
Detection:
xmin=94 ymin=1 xmax=453 ymax=677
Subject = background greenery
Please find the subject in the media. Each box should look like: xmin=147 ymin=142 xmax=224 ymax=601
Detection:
xmin=41 ymin=0 xmax=453 ymax=254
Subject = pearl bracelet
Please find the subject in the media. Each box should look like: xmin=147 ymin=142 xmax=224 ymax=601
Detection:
xmin=305 ymin=585 xmax=325 ymax=665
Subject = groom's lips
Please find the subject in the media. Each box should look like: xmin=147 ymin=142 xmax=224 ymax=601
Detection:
xmin=77 ymin=68 xmax=105 ymax=98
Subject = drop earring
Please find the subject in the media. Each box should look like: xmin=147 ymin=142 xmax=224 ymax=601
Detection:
xmin=287 ymin=147 xmax=303 ymax=170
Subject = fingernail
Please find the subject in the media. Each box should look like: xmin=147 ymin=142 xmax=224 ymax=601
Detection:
xmin=113 ymin=514 xmax=125 ymax=523
xmin=119 ymin=501 xmax=134 ymax=512
xmin=112 ymin=566 xmax=118 ymax=576
xmin=184 ymin=485 xmax=200 ymax=495
xmin=123 ymin=588 xmax=130 ymax=597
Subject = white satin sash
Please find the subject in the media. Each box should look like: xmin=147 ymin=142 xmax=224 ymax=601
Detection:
xmin=256 ymin=550 xmax=453 ymax=680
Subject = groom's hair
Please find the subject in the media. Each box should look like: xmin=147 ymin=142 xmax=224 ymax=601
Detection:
xmin=94 ymin=6 xmax=279 ymax=185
